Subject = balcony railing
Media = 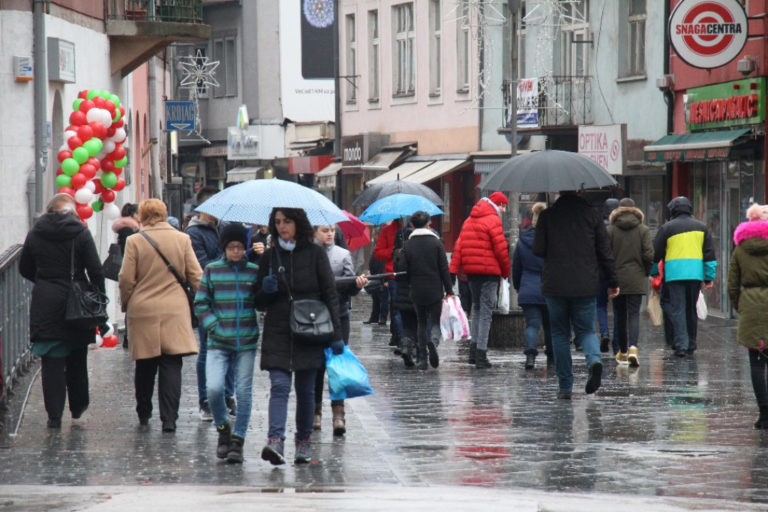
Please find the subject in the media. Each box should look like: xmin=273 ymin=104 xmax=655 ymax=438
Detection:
xmin=0 ymin=245 xmax=33 ymax=406
xmin=503 ymin=75 xmax=593 ymax=130
xmin=107 ymin=0 xmax=204 ymax=24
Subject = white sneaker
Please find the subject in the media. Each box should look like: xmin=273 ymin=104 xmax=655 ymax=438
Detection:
xmin=199 ymin=401 xmax=213 ymax=422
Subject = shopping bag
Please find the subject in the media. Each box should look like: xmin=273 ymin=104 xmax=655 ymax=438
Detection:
xmin=495 ymin=278 xmax=510 ymax=314
xmin=697 ymin=291 xmax=708 ymax=321
xmin=440 ymin=296 xmax=471 ymax=341
xmin=647 ymin=288 xmax=662 ymax=327
xmin=324 ymin=346 xmax=374 ymax=401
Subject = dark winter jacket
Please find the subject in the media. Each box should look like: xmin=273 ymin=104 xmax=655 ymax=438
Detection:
xmin=652 ymin=197 xmax=717 ymax=283
xmin=393 ymin=248 xmax=414 ymax=312
xmin=402 ymin=228 xmax=453 ymax=305
xmin=512 ymin=228 xmax=545 ymax=305
xmin=185 ymin=217 xmax=221 ymax=269
xmin=607 ymin=206 xmax=654 ymax=295
xmin=449 ymin=198 xmax=510 ymax=278
xmin=19 ymin=212 xmax=105 ymax=345
xmin=194 ymin=257 xmax=260 ymax=352
xmin=254 ymin=241 xmax=341 ymax=372
xmin=728 ymin=220 xmax=768 ymax=350
xmin=533 ymin=193 xmax=618 ymax=297
xmin=112 ymin=215 xmax=140 ymax=254
xmin=364 ymin=252 xmax=386 ymax=293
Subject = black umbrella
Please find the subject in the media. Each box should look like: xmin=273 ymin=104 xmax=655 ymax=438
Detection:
xmin=353 ymin=179 xmax=444 ymax=207
xmin=478 ymin=150 xmax=618 ymax=193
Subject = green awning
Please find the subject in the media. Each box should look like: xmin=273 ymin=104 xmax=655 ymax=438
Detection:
xmin=644 ymin=128 xmax=752 ymax=162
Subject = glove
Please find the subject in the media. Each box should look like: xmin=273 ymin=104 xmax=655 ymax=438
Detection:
xmin=330 ymin=340 xmax=345 ymax=355
xmin=262 ymin=275 xmax=279 ymax=294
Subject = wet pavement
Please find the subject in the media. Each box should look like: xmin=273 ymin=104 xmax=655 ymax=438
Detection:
xmin=1 ymin=294 xmax=768 ymax=510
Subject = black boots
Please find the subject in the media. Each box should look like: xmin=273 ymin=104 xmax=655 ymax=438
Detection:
xmin=468 ymin=342 xmax=477 ymax=365
xmin=416 ymin=343 xmax=428 ymax=370
xmin=216 ymin=422 xmax=232 ymax=459
xmin=401 ymin=336 xmax=415 ymax=368
xmin=475 ymin=349 xmax=492 ymax=369
xmin=525 ymin=353 xmax=536 ymax=370
xmin=227 ymin=435 xmax=244 ymax=463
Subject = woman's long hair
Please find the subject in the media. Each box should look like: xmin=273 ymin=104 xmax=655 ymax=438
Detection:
xmin=268 ymin=207 xmax=314 ymax=245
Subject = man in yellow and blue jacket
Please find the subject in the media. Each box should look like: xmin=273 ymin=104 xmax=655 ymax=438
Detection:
xmin=651 ymin=196 xmax=717 ymax=357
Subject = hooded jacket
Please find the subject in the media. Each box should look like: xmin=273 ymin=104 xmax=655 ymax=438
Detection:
xmin=728 ymin=220 xmax=768 ymax=350
xmin=402 ymin=228 xmax=453 ymax=305
xmin=607 ymin=206 xmax=654 ymax=295
xmin=512 ymin=228 xmax=545 ymax=305
xmin=19 ymin=212 xmax=105 ymax=345
xmin=185 ymin=217 xmax=221 ymax=270
xmin=652 ymin=197 xmax=717 ymax=283
xmin=449 ymin=198 xmax=510 ymax=278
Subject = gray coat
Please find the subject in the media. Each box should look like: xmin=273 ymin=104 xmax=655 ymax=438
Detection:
xmin=607 ymin=207 xmax=653 ymax=295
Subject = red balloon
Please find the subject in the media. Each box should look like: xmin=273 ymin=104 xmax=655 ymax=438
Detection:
xmin=101 ymin=189 xmax=116 ymax=203
xmin=102 ymin=335 xmax=119 ymax=348
xmin=101 ymin=159 xmax=115 ymax=173
xmin=65 ymin=125 xmax=76 ymax=133
xmin=110 ymin=146 xmax=126 ymax=161
xmin=69 ymin=111 xmax=87 ymax=126
xmin=79 ymin=164 xmax=96 ymax=179
xmin=56 ymin=167 xmax=63 ymax=176
xmin=119 ymin=105 xmax=125 ymax=116
xmin=113 ymin=177 xmax=126 ymax=191
xmin=57 ymin=149 xmax=72 ymax=163
xmin=76 ymin=203 xmax=93 ymax=220
xmin=79 ymin=99 xmax=95 ymax=113
xmin=58 ymin=186 xmax=75 ymax=196
xmin=104 ymin=100 xmax=116 ymax=118
xmin=67 ymin=136 xmax=83 ymax=150
xmin=112 ymin=166 xmax=123 ymax=176
xmin=89 ymin=121 xmax=107 ymax=139
xmin=93 ymin=97 xmax=106 ymax=108
xmin=92 ymin=180 xmax=104 ymax=194
xmin=78 ymin=90 xmax=89 ymax=100
xmin=70 ymin=173 xmax=87 ymax=189
xmin=113 ymin=119 xmax=124 ymax=128
xmin=106 ymin=126 xmax=116 ymax=137
xmin=87 ymin=157 xmax=101 ymax=169
xmin=77 ymin=125 xmax=94 ymax=142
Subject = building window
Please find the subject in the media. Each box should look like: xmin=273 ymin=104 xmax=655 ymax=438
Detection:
xmin=429 ymin=0 xmax=441 ymax=96
xmin=456 ymin=0 xmax=470 ymax=93
xmin=368 ymin=10 xmax=379 ymax=102
xmin=213 ymin=35 xmax=237 ymax=97
xmin=558 ymin=0 xmax=589 ymax=76
xmin=346 ymin=14 xmax=357 ymax=104
xmin=393 ymin=2 xmax=415 ymax=97
xmin=627 ymin=0 xmax=646 ymax=76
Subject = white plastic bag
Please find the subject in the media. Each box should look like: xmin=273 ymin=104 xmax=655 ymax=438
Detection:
xmin=696 ymin=291 xmax=708 ymax=320
xmin=496 ymin=278 xmax=510 ymax=314
xmin=440 ymin=295 xmax=471 ymax=341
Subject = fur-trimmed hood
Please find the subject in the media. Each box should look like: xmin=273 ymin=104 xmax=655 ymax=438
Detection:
xmin=111 ymin=215 xmax=140 ymax=233
xmin=733 ymin=221 xmax=768 ymax=252
xmin=609 ymin=206 xmax=644 ymax=230
xmin=408 ymin=227 xmax=438 ymax=239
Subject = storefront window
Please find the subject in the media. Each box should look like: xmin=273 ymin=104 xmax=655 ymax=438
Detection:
xmin=628 ymin=175 xmax=665 ymax=237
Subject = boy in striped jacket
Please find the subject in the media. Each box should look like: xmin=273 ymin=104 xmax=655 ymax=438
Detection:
xmin=194 ymin=222 xmax=260 ymax=463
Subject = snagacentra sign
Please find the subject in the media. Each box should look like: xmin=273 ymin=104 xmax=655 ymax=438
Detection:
xmin=669 ymin=0 xmax=748 ymax=69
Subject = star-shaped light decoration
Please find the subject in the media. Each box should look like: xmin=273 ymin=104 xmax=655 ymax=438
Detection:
xmin=179 ymin=49 xmax=220 ymax=90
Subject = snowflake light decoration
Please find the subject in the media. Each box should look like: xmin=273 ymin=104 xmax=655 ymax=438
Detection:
xmin=179 ymin=49 xmax=220 ymax=90
xmin=303 ymin=0 xmax=334 ymax=28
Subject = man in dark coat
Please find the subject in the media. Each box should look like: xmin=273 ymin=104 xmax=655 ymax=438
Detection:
xmin=533 ymin=191 xmax=619 ymax=399
xmin=401 ymin=211 xmax=454 ymax=370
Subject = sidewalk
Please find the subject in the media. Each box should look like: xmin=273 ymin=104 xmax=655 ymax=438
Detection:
xmin=0 ymin=294 xmax=766 ymax=511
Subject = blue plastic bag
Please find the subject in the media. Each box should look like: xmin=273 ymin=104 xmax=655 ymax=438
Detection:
xmin=324 ymin=346 xmax=374 ymax=400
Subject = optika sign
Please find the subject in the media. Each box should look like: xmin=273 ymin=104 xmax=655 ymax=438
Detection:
xmin=669 ymin=0 xmax=747 ymax=69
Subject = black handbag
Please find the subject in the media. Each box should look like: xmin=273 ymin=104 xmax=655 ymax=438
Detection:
xmin=140 ymin=232 xmax=199 ymax=328
xmin=102 ymin=243 xmax=123 ymax=281
xmin=65 ymin=241 xmax=109 ymax=330
xmin=275 ymin=248 xmax=335 ymax=344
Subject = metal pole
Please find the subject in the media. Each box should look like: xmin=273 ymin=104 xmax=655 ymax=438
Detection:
xmin=508 ymin=0 xmax=520 ymax=311
xmin=333 ymin=0 xmax=342 ymax=207
xmin=33 ymin=0 xmax=48 ymax=224
xmin=149 ymin=56 xmax=162 ymax=197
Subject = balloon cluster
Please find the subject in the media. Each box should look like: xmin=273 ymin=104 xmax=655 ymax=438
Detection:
xmin=96 ymin=331 xmax=119 ymax=348
xmin=56 ymin=89 xmax=128 ymax=222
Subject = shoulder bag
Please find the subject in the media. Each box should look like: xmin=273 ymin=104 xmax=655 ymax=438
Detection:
xmin=275 ymin=247 xmax=335 ymax=344
xmin=140 ymin=231 xmax=199 ymax=328
xmin=102 ymin=243 xmax=123 ymax=281
xmin=65 ymin=240 xmax=109 ymax=329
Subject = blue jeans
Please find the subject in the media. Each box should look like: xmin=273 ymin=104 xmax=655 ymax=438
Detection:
xmin=196 ymin=326 xmax=234 ymax=405
xmin=666 ymin=280 xmax=700 ymax=352
xmin=207 ymin=348 xmax=255 ymax=438
xmin=267 ymin=368 xmax=317 ymax=441
xmin=545 ymin=296 xmax=602 ymax=392
xmin=387 ymin=280 xmax=403 ymax=343
xmin=521 ymin=304 xmax=551 ymax=356
xmin=368 ymin=286 xmax=389 ymax=322
xmin=596 ymin=285 xmax=609 ymax=336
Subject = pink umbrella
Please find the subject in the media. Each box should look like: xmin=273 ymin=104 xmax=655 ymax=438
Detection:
xmin=338 ymin=210 xmax=371 ymax=251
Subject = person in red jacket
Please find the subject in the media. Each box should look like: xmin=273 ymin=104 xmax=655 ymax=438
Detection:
xmin=373 ymin=219 xmax=403 ymax=348
xmin=450 ymin=192 xmax=510 ymax=368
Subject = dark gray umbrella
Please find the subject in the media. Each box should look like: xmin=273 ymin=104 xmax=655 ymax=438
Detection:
xmin=353 ymin=179 xmax=444 ymax=207
xmin=478 ymin=150 xmax=618 ymax=193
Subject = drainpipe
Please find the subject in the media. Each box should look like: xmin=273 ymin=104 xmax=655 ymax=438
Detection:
xmin=33 ymin=0 xmax=49 ymax=225
xmin=333 ymin=0 xmax=342 ymax=207
xmin=663 ymin=0 xmax=674 ymax=204
xmin=149 ymin=56 xmax=161 ymax=197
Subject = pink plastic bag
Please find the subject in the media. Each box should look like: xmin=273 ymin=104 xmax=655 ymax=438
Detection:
xmin=440 ymin=296 xmax=471 ymax=341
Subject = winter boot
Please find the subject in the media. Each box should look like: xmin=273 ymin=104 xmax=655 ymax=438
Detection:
xmin=401 ymin=337 xmax=415 ymax=368
xmin=227 ymin=435 xmax=244 ymax=463
xmin=294 ymin=437 xmax=312 ymax=464
xmin=416 ymin=343 xmax=428 ymax=370
xmin=475 ymin=349 xmax=492 ymax=369
xmin=332 ymin=404 xmax=346 ymax=436
xmin=525 ymin=353 xmax=536 ymax=370
xmin=468 ymin=342 xmax=477 ymax=365
xmin=216 ymin=422 xmax=232 ymax=459
xmin=313 ymin=402 xmax=322 ymax=430
xmin=755 ymin=406 xmax=768 ymax=429
xmin=427 ymin=340 xmax=439 ymax=368
xmin=261 ymin=437 xmax=286 ymax=465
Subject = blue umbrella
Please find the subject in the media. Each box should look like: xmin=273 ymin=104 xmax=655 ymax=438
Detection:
xmin=358 ymin=193 xmax=443 ymax=225
xmin=196 ymin=178 xmax=347 ymax=226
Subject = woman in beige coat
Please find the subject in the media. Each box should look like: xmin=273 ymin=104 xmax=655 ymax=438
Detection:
xmin=119 ymin=199 xmax=202 ymax=432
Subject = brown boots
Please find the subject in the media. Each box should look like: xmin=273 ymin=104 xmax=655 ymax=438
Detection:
xmin=313 ymin=403 xmax=322 ymax=430
xmin=332 ymin=404 xmax=346 ymax=436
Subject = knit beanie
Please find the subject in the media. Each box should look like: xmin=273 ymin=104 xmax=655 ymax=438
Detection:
xmin=489 ymin=191 xmax=509 ymax=206
xmin=219 ymin=222 xmax=248 ymax=250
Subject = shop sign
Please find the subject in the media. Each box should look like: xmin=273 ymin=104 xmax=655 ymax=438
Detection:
xmin=669 ymin=0 xmax=747 ymax=69
xmin=577 ymin=124 xmax=626 ymax=175
xmin=685 ymin=78 xmax=766 ymax=130
xmin=645 ymin=147 xmax=732 ymax=162
xmin=342 ymin=135 xmax=365 ymax=166
xmin=227 ymin=126 xmax=260 ymax=160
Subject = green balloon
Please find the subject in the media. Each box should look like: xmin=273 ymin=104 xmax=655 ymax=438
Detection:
xmin=101 ymin=172 xmax=118 ymax=189
xmin=92 ymin=199 xmax=103 ymax=212
xmin=109 ymin=94 xmax=121 ymax=108
xmin=86 ymin=90 xmax=98 ymax=100
xmin=72 ymin=146 xmax=89 ymax=165
xmin=73 ymin=98 xmax=83 ymax=111
xmin=56 ymin=174 xmax=72 ymax=188
xmin=83 ymin=138 xmax=103 ymax=157
xmin=62 ymin=158 xmax=80 ymax=176
xmin=113 ymin=109 xmax=122 ymax=123
xmin=114 ymin=156 xmax=128 ymax=168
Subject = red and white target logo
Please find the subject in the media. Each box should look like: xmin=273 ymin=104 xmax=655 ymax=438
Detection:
xmin=670 ymin=0 xmax=747 ymax=69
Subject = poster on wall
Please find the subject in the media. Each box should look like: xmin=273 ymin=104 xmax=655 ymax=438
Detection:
xmin=516 ymin=78 xmax=539 ymax=129
xmin=280 ymin=0 xmax=335 ymax=122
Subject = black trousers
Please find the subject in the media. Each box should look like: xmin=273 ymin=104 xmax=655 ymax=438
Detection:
xmin=415 ymin=301 xmax=443 ymax=357
xmin=40 ymin=347 xmax=89 ymax=421
xmin=613 ymin=294 xmax=643 ymax=353
xmin=135 ymin=354 xmax=183 ymax=423
xmin=315 ymin=315 xmax=350 ymax=407
xmin=750 ymin=349 xmax=768 ymax=409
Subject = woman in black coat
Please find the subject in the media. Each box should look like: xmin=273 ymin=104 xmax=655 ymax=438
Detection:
xmin=19 ymin=194 xmax=105 ymax=429
xmin=255 ymin=207 xmax=342 ymax=465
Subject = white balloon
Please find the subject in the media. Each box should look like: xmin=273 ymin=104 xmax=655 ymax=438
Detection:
xmin=103 ymin=141 xmax=116 ymax=154
xmin=64 ymin=130 xmax=77 ymax=141
xmin=104 ymin=202 xmax=121 ymax=220
xmin=59 ymin=144 xmax=68 ymax=152
xmin=85 ymin=109 xmax=101 ymax=124
xmin=96 ymin=150 xmax=107 ymax=160
xmin=99 ymin=109 xmax=113 ymax=128
xmin=85 ymin=180 xmax=96 ymax=192
xmin=74 ymin=188 xmax=94 ymax=204
xmin=112 ymin=128 xmax=127 ymax=143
